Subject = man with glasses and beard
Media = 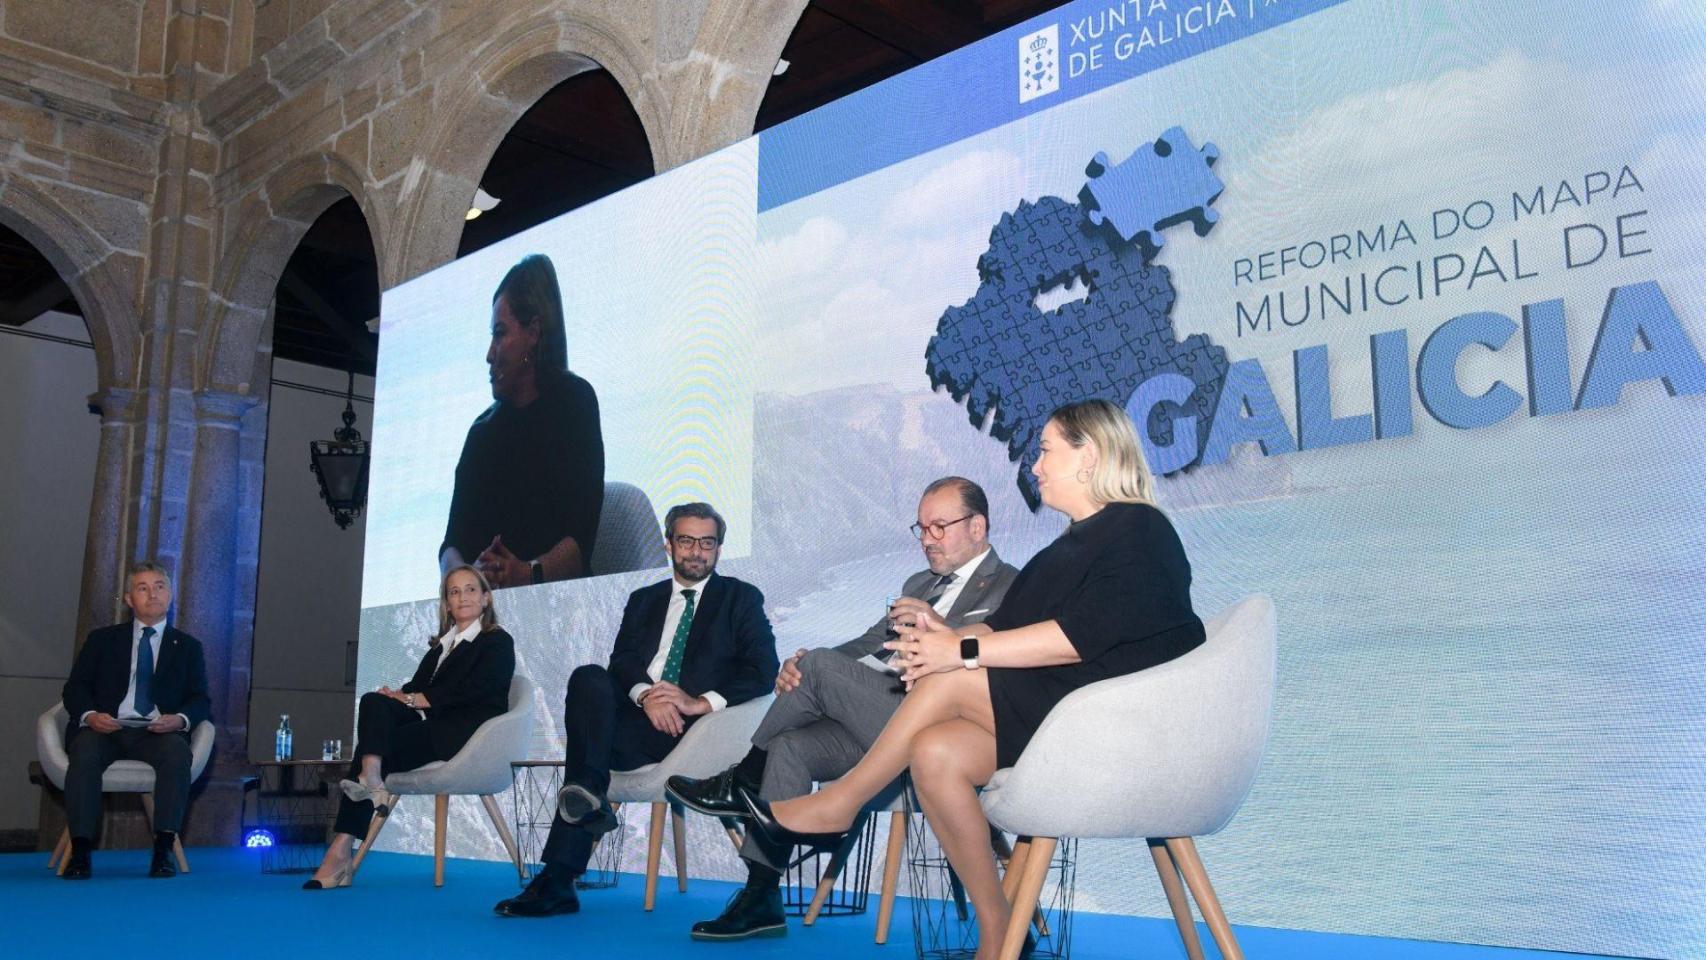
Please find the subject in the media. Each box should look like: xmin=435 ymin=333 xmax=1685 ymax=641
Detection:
xmin=495 ymin=502 xmax=777 ymax=918
xmin=665 ymin=477 xmax=1018 ymax=940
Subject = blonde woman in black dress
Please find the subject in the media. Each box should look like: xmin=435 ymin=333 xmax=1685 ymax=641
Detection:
xmin=743 ymin=398 xmax=1205 ymax=960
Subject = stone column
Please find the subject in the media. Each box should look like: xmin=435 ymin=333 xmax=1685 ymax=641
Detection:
xmin=172 ymin=387 xmax=260 ymax=844
xmin=75 ymin=387 xmax=148 ymax=649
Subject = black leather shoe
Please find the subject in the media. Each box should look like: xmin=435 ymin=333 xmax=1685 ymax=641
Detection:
xmin=149 ymin=833 xmax=178 ymax=878
xmin=739 ymin=786 xmax=849 ymax=861
xmin=61 ymin=840 xmax=92 ymax=880
xmin=556 ymin=782 xmax=601 ymax=823
xmin=690 ymin=885 xmax=787 ymax=940
xmin=667 ymin=766 xmax=753 ymax=819
xmin=495 ymin=870 xmax=581 ymax=917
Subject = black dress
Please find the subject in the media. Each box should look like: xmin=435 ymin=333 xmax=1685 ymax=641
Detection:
xmin=984 ymin=501 xmax=1204 ymax=768
xmin=441 ymin=371 xmax=604 ymax=573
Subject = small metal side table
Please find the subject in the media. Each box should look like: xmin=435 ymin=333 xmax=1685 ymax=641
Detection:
xmin=509 ymin=760 xmax=623 ymax=889
xmin=241 ymin=759 xmax=346 ymax=874
xmin=783 ymin=811 xmax=878 ymax=918
xmin=906 ymin=803 xmax=1077 ymax=960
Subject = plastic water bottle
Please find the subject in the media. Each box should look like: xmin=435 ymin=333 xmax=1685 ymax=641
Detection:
xmin=275 ymin=715 xmax=292 ymax=761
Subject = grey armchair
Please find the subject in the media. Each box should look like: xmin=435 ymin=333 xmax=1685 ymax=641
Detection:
xmin=36 ymin=703 xmax=215 ymax=874
xmin=349 ymin=675 xmax=536 ymax=886
xmin=978 ymin=594 xmax=1277 ymax=960
xmin=608 ymin=694 xmax=772 ymax=909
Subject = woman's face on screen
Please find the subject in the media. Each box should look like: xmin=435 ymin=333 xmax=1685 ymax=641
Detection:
xmin=486 ymin=294 xmax=540 ymax=405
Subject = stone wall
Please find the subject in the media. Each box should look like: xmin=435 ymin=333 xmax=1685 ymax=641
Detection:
xmin=0 ymin=0 xmax=808 ymax=844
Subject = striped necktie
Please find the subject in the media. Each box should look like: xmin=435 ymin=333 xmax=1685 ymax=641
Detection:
xmin=923 ymin=573 xmax=957 ymax=608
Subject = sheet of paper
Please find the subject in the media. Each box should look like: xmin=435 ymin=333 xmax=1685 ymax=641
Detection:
xmin=857 ymin=653 xmax=901 ymax=675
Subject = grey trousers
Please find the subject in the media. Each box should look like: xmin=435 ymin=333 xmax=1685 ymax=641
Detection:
xmin=742 ymin=647 xmax=905 ymax=870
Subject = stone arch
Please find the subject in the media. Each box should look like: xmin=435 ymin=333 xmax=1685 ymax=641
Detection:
xmin=389 ymin=9 xmax=665 ymax=285
xmin=201 ymin=151 xmax=383 ymax=393
xmin=0 ymin=171 xmax=142 ymax=391
xmin=664 ymin=0 xmax=811 ymax=150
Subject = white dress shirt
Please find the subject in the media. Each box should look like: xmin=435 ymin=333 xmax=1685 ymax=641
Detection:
xmin=80 ymin=617 xmax=190 ymax=731
xmin=933 ymin=547 xmax=992 ymax=619
xmin=435 ymin=620 xmax=483 ymax=672
xmin=629 ymin=575 xmax=726 ymax=713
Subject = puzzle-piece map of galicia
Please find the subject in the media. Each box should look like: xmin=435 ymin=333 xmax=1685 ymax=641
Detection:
xmin=925 ymin=126 xmax=1229 ymax=510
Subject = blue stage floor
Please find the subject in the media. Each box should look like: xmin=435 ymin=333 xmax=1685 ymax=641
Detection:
xmin=0 ymin=848 xmax=1631 ymax=960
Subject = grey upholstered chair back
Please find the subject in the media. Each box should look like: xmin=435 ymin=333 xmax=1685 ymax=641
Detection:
xmin=589 ymin=481 xmax=666 ymax=576
xmin=36 ymin=704 xmax=216 ymax=792
xmin=608 ymin=694 xmax=773 ymax=802
xmin=979 ymin=594 xmax=1276 ymax=840
xmin=383 ymin=675 xmax=536 ymax=797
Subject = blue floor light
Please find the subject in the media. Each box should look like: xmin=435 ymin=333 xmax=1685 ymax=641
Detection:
xmin=243 ymin=829 xmax=276 ymax=849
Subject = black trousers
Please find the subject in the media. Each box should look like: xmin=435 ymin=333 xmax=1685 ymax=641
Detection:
xmin=64 ymin=726 xmax=193 ymax=840
xmin=332 ymin=692 xmax=445 ymax=837
xmin=540 ymin=664 xmax=686 ymax=877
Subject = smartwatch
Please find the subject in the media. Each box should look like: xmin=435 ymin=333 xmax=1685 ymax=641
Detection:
xmin=530 ymin=560 xmax=545 ymax=585
xmin=960 ymin=635 xmax=980 ymax=670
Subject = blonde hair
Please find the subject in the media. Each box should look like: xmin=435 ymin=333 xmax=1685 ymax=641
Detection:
xmin=438 ymin=564 xmax=499 ymax=638
xmin=1048 ymin=398 xmax=1156 ymax=506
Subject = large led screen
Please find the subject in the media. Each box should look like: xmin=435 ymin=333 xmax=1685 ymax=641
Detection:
xmin=359 ymin=2 xmax=1706 ymax=955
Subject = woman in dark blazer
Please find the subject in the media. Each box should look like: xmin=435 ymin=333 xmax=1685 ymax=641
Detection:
xmin=743 ymin=398 xmax=1205 ymax=960
xmin=303 ymin=565 xmax=516 ymax=889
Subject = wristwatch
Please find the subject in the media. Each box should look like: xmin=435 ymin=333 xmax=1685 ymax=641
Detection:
xmin=960 ymin=636 xmax=980 ymax=670
xmin=530 ymin=560 xmax=545 ymax=585
xmin=405 ymin=693 xmax=417 ymax=709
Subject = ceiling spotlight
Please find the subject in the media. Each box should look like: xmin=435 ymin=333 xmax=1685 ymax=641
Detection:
xmin=466 ymin=186 xmax=501 ymax=221
xmin=773 ymin=58 xmax=790 ymax=77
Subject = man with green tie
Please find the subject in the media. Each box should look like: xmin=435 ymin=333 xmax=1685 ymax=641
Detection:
xmin=495 ymin=502 xmax=778 ymax=918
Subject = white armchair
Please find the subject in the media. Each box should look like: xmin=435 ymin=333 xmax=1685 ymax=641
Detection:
xmin=36 ymin=703 xmax=216 ymax=874
xmin=350 ymin=675 xmax=537 ymax=886
xmin=978 ymin=595 xmax=1277 ymax=960
xmin=608 ymin=694 xmax=772 ymax=909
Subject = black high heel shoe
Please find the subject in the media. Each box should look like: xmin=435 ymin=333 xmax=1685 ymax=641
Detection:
xmin=738 ymin=787 xmax=851 ymax=860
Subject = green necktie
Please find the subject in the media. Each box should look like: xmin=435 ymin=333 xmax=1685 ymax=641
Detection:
xmin=660 ymin=589 xmax=697 ymax=684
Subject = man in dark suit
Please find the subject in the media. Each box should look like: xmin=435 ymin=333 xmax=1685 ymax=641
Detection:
xmin=59 ymin=561 xmax=211 ymax=879
xmin=668 ymin=477 xmax=1019 ymax=939
xmin=495 ymin=502 xmax=778 ymax=917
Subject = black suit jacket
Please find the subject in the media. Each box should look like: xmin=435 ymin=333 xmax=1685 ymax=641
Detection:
xmin=607 ymin=574 xmax=777 ymax=709
xmin=401 ymin=627 xmax=517 ymax=758
xmin=62 ymin=621 xmax=211 ymax=743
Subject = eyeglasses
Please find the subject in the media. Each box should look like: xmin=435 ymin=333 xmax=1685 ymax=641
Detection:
xmin=671 ymin=535 xmax=722 ymax=551
xmin=910 ymin=515 xmax=975 ymax=541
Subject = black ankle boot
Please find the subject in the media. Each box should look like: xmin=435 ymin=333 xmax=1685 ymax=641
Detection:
xmin=149 ymin=832 xmax=177 ymax=878
xmin=62 ymin=837 xmax=92 ymax=880
xmin=690 ymin=882 xmax=786 ymax=940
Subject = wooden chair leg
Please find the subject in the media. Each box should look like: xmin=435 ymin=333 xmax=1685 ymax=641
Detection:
xmin=721 ymin=817 xmax=745 ymax=854
xmin=1149 ymin=839 xmax=1205 ymax=960
xmin=670 ymin=803 xmax=690 ymax=893
xmin=998 ymin=837 xmax=1056 ymax=960
xmin=433 ymin=794 xmax=449 ymax=887
xmin=139 ymin=793 xmax=193 ymax=873
xmin=480 ymin=794 xmax=524 ymax=880
xmin=874 ymin=811 xmax=907 ymax=944
xmin=53 ymin=827 xmax=71 ymax=875
xmin=1166 ymin=837 xmax=1243 ymax=960
xmin=643 ymin=802 xmax=666 ymax=910
xmin=804 ymin=813 xmax=867 ymax=925
xmin=349 ymin=796 xmax=398 ymax=880
xmin=49 ymin=827 xmax=69 ymax=869
xmin=1001 ymin=838 xmax=1032 ymax=901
